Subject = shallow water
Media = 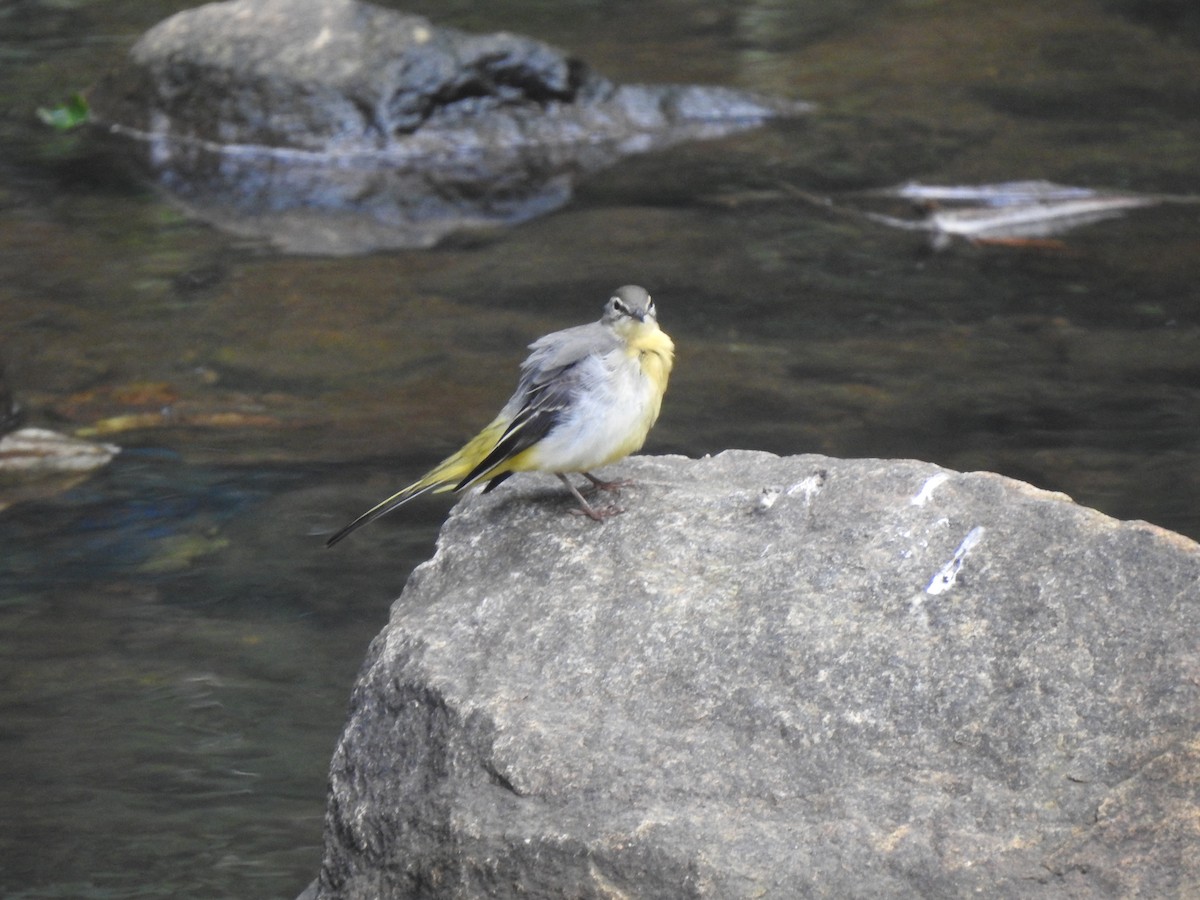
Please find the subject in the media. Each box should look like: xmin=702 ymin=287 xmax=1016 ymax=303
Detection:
xmin=2 ymin=0 xmax=1199 ymax=897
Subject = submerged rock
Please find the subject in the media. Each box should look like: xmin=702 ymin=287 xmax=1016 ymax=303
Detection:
xmin=303 ymin=452 xmax=1200 ymax=898
xmin=0 ymin=427 xmax=120 ymax=512
xmin=0 ymin=427 xmax=119 ymax=474
xmin=863 ymin=180 xmax=1175 ymax=249
xmin=778 ymin=179 xmax=1189 ymax=251
xmin=89 ymin=0 xmax=809 ymax=254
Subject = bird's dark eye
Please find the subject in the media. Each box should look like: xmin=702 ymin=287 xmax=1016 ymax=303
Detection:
xmin=612 ymin=299 xmax=631 ymax=316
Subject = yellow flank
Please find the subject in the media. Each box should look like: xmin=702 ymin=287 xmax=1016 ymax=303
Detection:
xmin=326 ymin=284 xmax=673 ymax=545
xmin=491 ymin=442 xmax=542 ymax=476
xmin=599 ymin=326 xmax=674 ymax=466
xmin=419 ymin=416 xmax=511 ymax=493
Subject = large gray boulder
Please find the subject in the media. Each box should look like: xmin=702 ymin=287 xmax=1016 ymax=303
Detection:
xmin=304 ymin=451 xmax=1200 ymax=898
xmin=89 ymin=0 xmax=808 ymax=253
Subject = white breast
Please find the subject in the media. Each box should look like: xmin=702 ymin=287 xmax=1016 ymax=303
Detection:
xmin=524 ymin=349 xmax=660 ymax=473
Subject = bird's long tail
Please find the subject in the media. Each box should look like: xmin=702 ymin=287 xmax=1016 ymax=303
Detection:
xmin=324 ymin=480 xmax=440 ymax=547
xmin=325 ymin=416 xmax=511 ymax=547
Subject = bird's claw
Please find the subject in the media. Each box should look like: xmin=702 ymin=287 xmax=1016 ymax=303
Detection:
xmin=582 ymin=473 xmax=634 ymax=494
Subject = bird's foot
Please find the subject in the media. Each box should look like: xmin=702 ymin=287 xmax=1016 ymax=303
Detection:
xmin=569 ymin=502 xmax=625 ymax=521
xmin=581 ymin=472 xmax=634 ymax=494
xmin=559 ymin=473 xmax=625 ymax=521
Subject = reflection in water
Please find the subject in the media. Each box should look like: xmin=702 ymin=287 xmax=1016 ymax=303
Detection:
xmin=151 ymin=142 xmax=584 ymax=254
xmin=103 ymin=121 xmax=777 ymax=255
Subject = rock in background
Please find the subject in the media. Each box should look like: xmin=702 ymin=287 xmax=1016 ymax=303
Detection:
xmin=303 ymin=451 xmax=1200 ymax=898
xmin=88 ymin=0 xmax=808 ymax=253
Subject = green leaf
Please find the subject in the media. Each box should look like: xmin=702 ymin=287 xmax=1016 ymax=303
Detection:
xmin=36 ymin=92 xmax=90 ymax=131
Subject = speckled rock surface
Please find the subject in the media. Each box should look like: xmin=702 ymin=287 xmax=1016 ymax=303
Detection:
xmin=305 ymin=451 xmax=1200 ymax=898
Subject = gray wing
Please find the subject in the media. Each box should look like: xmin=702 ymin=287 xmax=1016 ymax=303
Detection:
xmin=521 ymin=322 xmax=617 ymax=378
xmin=455 ymin=323 xmax=619 ymax=489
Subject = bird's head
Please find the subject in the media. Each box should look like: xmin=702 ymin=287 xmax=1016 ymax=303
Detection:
xmin=601 ymin=285 xmax=658 ymax=337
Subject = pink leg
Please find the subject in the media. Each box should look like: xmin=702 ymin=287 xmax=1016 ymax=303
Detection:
xmin=558 ymin=474 xmax=624 ymax=520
